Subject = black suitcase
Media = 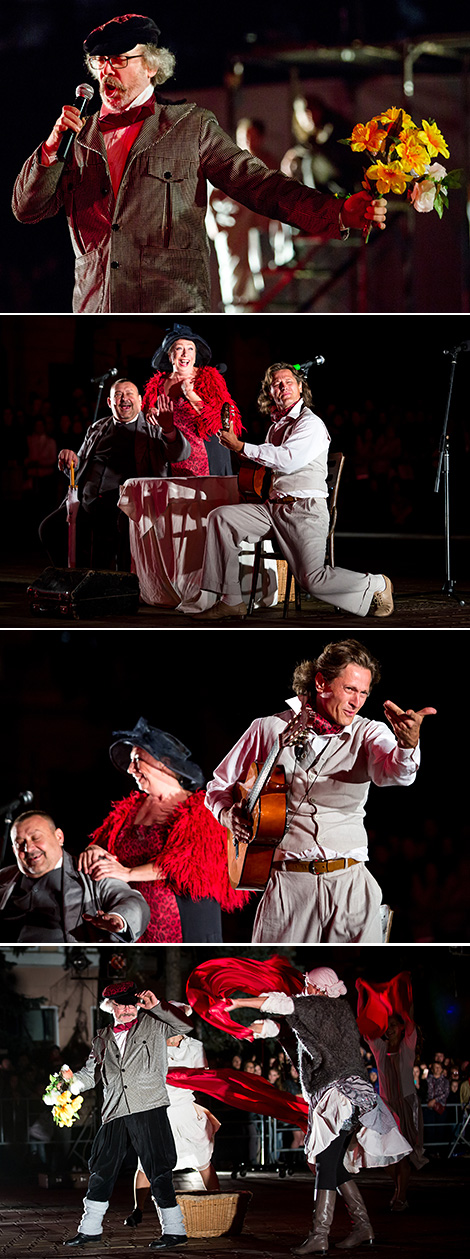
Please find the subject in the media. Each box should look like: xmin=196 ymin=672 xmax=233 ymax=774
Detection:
xmin=27 ymin=568 xmax=140 ymax=620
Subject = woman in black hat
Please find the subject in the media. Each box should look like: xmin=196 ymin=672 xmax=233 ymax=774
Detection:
xmin=143 ymin=324 xmax=242 ymax=476
xmin=78 ymin=718 xmax=250 ymax=943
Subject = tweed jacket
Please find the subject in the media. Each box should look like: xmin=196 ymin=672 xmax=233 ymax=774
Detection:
xmin=0 ymin=850 xmax=150 ymax=943
xmin=73 ymin=1004 xmax=193 ymax=1123
xmin=12 ymin=98 xmax=345 ymax=313
xmin=63 ymin=411 xmax=191 ymax=505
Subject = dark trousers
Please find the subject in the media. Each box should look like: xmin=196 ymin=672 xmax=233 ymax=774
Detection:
xmin=316 ymin=1127 xmax=355 ymax=1191
xmin=87 ymin=1107 xmax=177 ymax=1208
xmin=175 ymin=895 xmax=223 ymax=943
xmin=39 ymin=492 xmax=131 ymax=571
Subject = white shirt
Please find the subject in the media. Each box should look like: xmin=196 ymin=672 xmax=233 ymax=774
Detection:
xmin=243 ymin=400 xmax=329 ymax=499
xmin=205 ymin=706 xmax=420 ymax=862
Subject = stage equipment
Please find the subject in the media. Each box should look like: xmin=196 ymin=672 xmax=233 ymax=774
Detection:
xmin=27 ymin=567 xmax=140 ymax=619
xmin=434 ymin=341 xmax=469 ymax=606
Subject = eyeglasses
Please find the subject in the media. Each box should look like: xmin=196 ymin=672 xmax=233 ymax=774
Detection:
xmin=90 ymin=54 xmax=145 ymax=70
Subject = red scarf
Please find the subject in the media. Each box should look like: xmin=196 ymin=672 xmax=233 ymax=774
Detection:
xmin=98 ymin=102 xmax=155 ymax=131
xmin=113 ymin=1018 xmax=138 ymax=1034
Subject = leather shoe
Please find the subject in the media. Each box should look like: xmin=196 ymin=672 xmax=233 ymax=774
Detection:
xmin=371 ymin=574 xmax=394 ymax=617
xmin=63 ymin=1235 xmax=102 ymax=1247
xmin=149 ymin=1236 xmax=188 ymax=1250
xmin=124 ymin=1208 xmax=143 ymax=1227
xmin=188 ymin=600 xmax=247 ymax=621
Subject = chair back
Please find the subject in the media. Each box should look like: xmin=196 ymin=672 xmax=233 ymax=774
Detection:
xmin=326 ymin=451 xmax=345 ymax=567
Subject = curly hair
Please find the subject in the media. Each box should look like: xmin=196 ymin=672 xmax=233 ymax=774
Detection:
xmin=86 ymin=42 xmax=176 ymax=87
xmin=257 ymin=363 xmax=313 ymax=415
xmin=292 ymin=638 xmax=381 ymax=698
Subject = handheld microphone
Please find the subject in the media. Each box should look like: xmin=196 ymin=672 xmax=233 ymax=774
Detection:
xmin=0 ymin=790 xmax=34 ymax=818
xmin=57 ymin=83 xmax=94 ymax=162
xmin=90 ymin=368 xmax=119 ymax=384
xmin=295 ymin=357 xmax=326 ymax=372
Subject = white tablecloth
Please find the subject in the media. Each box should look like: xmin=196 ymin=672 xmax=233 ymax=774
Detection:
xmin=118 ymin=476 xmax=278 ymax=610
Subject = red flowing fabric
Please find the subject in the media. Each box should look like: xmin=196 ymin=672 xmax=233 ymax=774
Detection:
xmin=356 ymin=971 xmax=414 ymax=1040
xmin=167 ymin=1066 xmax=308 ymax=1132
xmin=186 ymin=955 xmax=304 ymax=1041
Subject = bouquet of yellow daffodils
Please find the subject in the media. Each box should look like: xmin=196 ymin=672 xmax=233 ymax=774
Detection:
xmin=43 ymin=1067 xmax=84 ymax=1128
xmin=341 ymin=107 xmax=462 ymax=238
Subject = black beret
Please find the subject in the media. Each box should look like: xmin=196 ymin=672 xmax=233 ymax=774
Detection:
xmin=102 ymin=980 xmax=139 ymax=1003
xmin=84 ymin=13 xmax=161 ymax=56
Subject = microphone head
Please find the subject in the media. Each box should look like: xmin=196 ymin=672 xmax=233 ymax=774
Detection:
xmin=20 ymin=791 xmax=34 ymax=807
xmin=109 ymin=367 xmax=118 ymax=377
xmin=76 ymin=83 xmax=94 ymax=101
xmin=215 ymin=362 xmax=227 ymax=375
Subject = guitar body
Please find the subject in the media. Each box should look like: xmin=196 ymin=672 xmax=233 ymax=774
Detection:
xmin=226 ymin=760 xmax=287 ymax=890
xmin=220 ymin=405 xmax=272 ymax=503
xmin=238 ymin=463 xmax=272 ymax=503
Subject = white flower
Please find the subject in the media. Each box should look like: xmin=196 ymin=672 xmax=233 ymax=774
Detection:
xmin=410 ymin=179 xmax=437 ymax=213
xmin=43 ymin=1088 xmax=61 ymax=1105
xmin=427 ymin=162 xmax=447 ymax=182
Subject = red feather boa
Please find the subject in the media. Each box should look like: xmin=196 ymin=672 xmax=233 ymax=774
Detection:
xmin=186 ymin=955 xmax=304 ymax=1041
xmin=142 ymin=367 xmax=243 ymax=440
xmin=90 ymin=791 xmax=250 ymax=912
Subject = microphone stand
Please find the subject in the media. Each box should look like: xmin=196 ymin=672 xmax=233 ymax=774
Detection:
xmin=0 ymin=805 xmax=16 ymax=866
xmin=434 ymin=344 xmax=467 ymax=607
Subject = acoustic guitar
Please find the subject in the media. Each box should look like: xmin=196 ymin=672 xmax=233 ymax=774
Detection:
xmin=226 ymin=705 xmax=319 ymax=891
xmin=220 ymin=402 xmax=272 ymax=502
xmin=226 ymin=736 xmax=287 ymax=891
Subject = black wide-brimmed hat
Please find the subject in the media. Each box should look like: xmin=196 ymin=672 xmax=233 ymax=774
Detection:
xmin=102 ymin=980 xmax=139 ymax=1004
xmin=151 ymin=323 xmax=212 ymax=372
xmin=84 ymin=13 xmax=161 ymax=56
xmin=109 ymin=717 xmax=205 ymax=789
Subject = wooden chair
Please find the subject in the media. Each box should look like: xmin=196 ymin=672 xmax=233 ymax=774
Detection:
xmin=246 ymin=451 xmax=345 ymax=618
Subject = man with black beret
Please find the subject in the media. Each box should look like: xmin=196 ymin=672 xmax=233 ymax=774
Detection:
xmin=12 ymin=13 xmax=387 ymax=313
xmin=60 ymin=981 xmax=194 ymax=1248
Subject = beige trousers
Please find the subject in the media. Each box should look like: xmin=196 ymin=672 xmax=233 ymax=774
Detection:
xmin=252 ymin=862 xmax=383 ymax=944
xmin=201 ymin=497 xmax=381 ymax=617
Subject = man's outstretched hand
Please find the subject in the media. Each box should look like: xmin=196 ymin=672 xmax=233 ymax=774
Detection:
xmin=341 ymin=192 xmax=387 ymax=232
xmin=384 ymin=701 xmax=437 ymax=748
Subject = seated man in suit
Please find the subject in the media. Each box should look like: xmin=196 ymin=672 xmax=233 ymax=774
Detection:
xmin=188 ymin=362 xmax=394 ymax=621
xmin=0 ymin=810 xmax=150 ymax=942
xmin=38 ymin=377 xmax=191 ymax=570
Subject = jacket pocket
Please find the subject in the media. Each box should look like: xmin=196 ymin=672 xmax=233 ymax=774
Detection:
xmin=144 ymin=157 xmax=193 ymax=249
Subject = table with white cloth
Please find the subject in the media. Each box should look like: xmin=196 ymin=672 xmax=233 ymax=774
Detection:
xmin=118 ymin=476 xmax=278 ymax=610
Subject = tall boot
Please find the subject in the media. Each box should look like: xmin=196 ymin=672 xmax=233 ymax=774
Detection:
xmin=291 ymin=1188 xmax=337 ymax=1255
xmin=336 ymin=1180 xmax=374 ymax=1249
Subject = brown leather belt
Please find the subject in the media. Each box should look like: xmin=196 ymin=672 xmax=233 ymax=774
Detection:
xmin=271 ymin=495 xmax=299 ymax=504
xmin=272 ymin=858 xmax=360 ymax=875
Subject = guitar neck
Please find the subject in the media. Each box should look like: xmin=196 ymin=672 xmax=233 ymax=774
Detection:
xmin=246 ymin=737 xmax=281 ymax=813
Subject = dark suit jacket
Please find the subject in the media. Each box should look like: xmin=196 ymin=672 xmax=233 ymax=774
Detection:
xmin=13 ymin=98 xmax=344 ymax=313
xmin=71 ymin=411 xmax=191 ymax=503
xmin=0 ymin=850 xmax=151 ymax=943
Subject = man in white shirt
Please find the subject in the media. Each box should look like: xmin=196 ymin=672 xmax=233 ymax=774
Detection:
xmin=205 ymin=638 xmax=436 ymax=942
xmin=190 ymin=363 xmax=394 ymax=620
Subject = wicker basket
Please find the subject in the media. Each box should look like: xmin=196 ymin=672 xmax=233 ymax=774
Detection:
xmin=176 ymin=1191 xmax=252 ymax=1238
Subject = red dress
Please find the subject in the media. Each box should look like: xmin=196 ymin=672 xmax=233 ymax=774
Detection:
xmin=142 ymin=366 xmax=242 ymax=476
xmin=89 ymin=790 xmax=250 ymax=944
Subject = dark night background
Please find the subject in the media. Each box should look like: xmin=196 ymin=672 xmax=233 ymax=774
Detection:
xmin=2 ymin=2 xmax=470 ymax=311
xmin=0 ymin=626 xmax=466 ymax=944
xmin=1 ymin=313 xmax=469 ymax=569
